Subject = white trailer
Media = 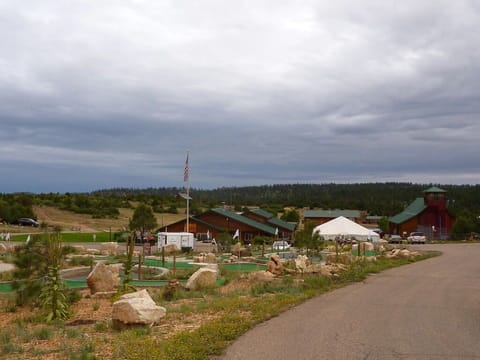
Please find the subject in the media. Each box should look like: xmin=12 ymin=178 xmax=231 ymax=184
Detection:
xmin=157 ymin=232 xmax=195 ymax=251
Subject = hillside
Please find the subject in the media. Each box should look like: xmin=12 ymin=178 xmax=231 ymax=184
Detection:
xmin=33 ymin=205 xmax=185 ymax=233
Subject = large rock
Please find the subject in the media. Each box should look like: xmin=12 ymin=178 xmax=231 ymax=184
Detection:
xmin=86 ymin=262 xmax=121 ymax=294
xmin=398 ymin=249 xmax=411 ymax=258
xmin=295 ymin=255 xmax=310 ymax=273
xmin=72 ymin=245 xmax=86 ymax=253
xmin=363 ymin=242 xmax=374 ymax=251
xmin=248 ymin=270 xmax=275 ymax=282
xmin=162 ymin=244 xmax=179 ymax=254
xmin=326 ymin=252 xmax=353 ymax=264
xmin=0 ymin=243 xmax=12 ymax=254
xmin=193 ymin=252 xmax=217 ymax=264
xmin=266 ymin=254 xmax=283 ymax=275
xmin=112 ymin=289 xmax=166 ymax=325
xmin=186 ymin=267 xmax=218 ymax=290
xmin=100 ymin=242 xmax=119 ymax=255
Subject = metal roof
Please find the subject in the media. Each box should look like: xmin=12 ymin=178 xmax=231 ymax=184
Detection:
xmin=248 ymin=208 xmax=297 ymax=231
xmin=211 ymin=208 xmax=277 ymax=235
xmin=389 ymin=197 xmax=427 ymax=224
xmin=267 ymin=216 xmax=297 ymax=231
xmin=423 ymin=186 xmax=446 ymax=193
xmin=250 ymin=208 xmax=274 ymax=219
xmin=304 ymin=209 xmax=361 ymax=219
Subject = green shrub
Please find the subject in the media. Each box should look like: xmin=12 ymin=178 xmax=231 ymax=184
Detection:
xmin=33 ymin=326 xmax=54 ymax=340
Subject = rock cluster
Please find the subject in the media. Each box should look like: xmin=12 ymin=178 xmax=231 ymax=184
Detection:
xmin=231 ymin=242 xmax=252 ymax=257
xmin=100 ymin=242 xmax=119 ymax=255
xmin=193 ymin=252 xmax=217 ymax=264
xmin=385 ymin=248 xmax=420 ymax=259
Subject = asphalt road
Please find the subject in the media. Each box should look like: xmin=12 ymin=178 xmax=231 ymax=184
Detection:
xmin=220 ymin=244 xmax=480 ymax=360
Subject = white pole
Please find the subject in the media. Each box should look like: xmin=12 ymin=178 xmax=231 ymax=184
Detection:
xmin=185 ymin=151 xmax=190 ymax=233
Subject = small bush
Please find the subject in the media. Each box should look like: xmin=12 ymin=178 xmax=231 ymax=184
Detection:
xmin=34 ymin=326 xmax=54 ymax=340
xmin=94 ymin=321 xmax=109 ymax=332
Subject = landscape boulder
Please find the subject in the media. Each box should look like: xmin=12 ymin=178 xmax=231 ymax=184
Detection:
xmin=85 ymin=248 xmax=101 ymax=255
xmin=398 ymin=249 xmax=412 ymax=259
xmin=112 ymin=289 xmax=166 ymax=326
xmin=0 ymin=243 xmax=12 ymax=254
xmin=326 ymin=252 xmax=353 ymax=264
xmin=86 ymin=262 xmax=121 ymax=294
xmin=231 ymin=242 xmax=252 ymax=257
xmin=193 ymin=252 xmax=217 ymax=264
xmin=162 ymin=244 xmax=179 ymax=254
xmin=295 ymin=255 xmax=310 ymax=273
xmin=364 ymin=242 xmax=374 ymax=251
xmin=266 ymin=253 xmax=283 ymax=275
xmin=248 ymin=270 xmax=275 ymax=282
xmin=100 ymin=242 xmax=119 ymax=255
xmin=186 ymin=267 xmax=218 ymax=290
xmin=72 ymin=245 xmax=86 ymax=253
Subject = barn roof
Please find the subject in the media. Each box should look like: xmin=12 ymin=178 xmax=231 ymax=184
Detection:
xmin=389 ymin=197 xmax=427 ymax=224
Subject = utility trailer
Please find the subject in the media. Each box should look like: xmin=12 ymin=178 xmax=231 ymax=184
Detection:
xmin=157 ymin=232 xmax=195 ymax=252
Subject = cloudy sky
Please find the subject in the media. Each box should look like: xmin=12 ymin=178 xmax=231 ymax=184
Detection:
xmin=1 ymin=1 xmax=480 ymax=193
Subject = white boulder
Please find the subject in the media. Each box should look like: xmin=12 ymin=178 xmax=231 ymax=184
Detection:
xmin=185 ymin=267 xmax=218 ymax=290
xmin=112 ymin=289 xmax=166 ymax=325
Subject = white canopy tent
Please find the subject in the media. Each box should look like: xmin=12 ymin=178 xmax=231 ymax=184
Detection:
xmin=313 ymin=216 xmax=380 ymax=242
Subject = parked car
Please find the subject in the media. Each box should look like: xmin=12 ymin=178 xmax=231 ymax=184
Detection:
xmin=16 ymin=218 xmax=39 ymax=227
xmin=407 ymin=231 xmax=426 ymax=244
xmin=272 ymin=240 xmax=291 ymax=250
xmin=388 ymin=234 xmax=402 ymax=243
xmin=371 ymin=228 xmax=385 ymax=238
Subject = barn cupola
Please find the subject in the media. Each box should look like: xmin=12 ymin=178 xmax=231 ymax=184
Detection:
xmin=423 ymin=186 xmax=447 ymax=210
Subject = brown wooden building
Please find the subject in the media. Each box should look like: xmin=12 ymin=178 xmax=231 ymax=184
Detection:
xmin=157 ymin=208 xmax=296 ymax=243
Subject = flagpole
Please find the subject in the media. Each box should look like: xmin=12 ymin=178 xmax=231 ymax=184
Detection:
xmin=185 ymin=151 xmax=190 ymax=233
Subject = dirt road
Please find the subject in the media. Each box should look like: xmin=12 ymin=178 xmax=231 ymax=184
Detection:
xmin=220 ymin=244 xmax=480 ymax=360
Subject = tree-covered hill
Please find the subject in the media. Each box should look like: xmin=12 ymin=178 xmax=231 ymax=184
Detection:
xmin=2 ymin=183 xmax=479 ymax=227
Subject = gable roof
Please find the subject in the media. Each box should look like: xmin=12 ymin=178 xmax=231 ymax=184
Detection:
xmin=249 ymin=208 xmax=274 ymax=219
xmin=423 ymin=186 xmax=446 ymax=193
xmin=247 ymin=208 xmax=297 ymax=231
xmin=156 ymin=216 xmax=224 ymax=233
xmin=304 ymin=209 xmax=361 ymax=219
xmin=389 ymin=197 xmax=427 ymax=224
xmin=210 ymin=208 xmax=277 ymax=235
xmin=267 ymin=216 xmax=297 ymax=231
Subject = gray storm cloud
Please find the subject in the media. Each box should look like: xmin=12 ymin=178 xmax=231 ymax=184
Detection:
xmin=0 ymin=0 xmax=479 ymax=192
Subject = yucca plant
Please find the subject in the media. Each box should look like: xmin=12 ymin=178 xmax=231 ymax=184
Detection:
xmin=39 ymin=230 xmax=70 ymax=321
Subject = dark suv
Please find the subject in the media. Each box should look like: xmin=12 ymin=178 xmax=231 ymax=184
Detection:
xmin=16 ymin=218 xmax=39 ymax=227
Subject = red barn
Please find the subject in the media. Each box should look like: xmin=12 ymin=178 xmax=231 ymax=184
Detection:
xmin=389 ymin=187 xmax=455 ymax=240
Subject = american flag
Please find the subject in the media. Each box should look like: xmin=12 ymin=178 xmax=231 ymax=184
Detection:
xmin=184 ymin=153 xmax=189 ymax=182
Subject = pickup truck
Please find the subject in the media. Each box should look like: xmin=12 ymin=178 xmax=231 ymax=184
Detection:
xmin=407 ymin=231 xmax=426 ymax=244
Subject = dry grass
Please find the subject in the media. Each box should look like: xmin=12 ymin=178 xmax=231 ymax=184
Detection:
xmin=0 ymin=206 xmax=185 ymax=234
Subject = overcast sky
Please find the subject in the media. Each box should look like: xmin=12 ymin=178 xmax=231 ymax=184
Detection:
xmin=1 ymin=1 xmax=480 ymax=193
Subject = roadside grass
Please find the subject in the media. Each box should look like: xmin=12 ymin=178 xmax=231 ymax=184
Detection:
xmin=0 ymin=321 xmax=97 ymax=359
